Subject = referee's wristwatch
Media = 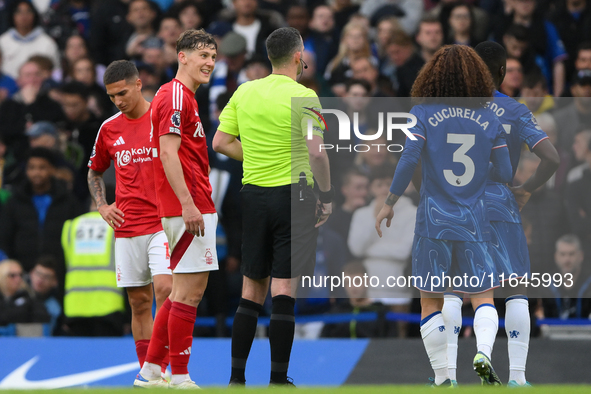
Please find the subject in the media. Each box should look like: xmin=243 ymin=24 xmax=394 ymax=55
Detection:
xmin=318 ymin=186 xmax=334 ymax=204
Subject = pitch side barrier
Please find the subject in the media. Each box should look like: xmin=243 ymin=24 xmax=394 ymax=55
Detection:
xmin=192 ymin=314 xmax=591 ymax=328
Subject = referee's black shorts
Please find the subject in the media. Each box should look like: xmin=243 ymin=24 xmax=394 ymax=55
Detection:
xmin=240 ymin=183 xmax=318 ymax=279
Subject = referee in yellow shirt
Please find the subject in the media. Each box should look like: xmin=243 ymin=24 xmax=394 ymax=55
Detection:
xmin=213 ymin=27 xmax=332 ymax=386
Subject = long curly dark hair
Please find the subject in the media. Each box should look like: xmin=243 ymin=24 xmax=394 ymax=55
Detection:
xmin=411 ymin=45 xmax=494 ymax=105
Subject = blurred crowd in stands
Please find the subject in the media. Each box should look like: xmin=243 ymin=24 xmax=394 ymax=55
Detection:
xmin=1 ymin=0 xmax=591 ymax=339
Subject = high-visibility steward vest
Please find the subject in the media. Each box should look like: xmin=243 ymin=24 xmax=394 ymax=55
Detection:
xmin=61 ymin=211 xmax=124 ymax=317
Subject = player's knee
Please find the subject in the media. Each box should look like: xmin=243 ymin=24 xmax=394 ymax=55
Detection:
xmin=174 ymin=290 xmax=205 ymax=307
xmin=128 ymin=290 xmax=152 ymax=313
xmin=154 ymin=281 xmax=172 ymax=300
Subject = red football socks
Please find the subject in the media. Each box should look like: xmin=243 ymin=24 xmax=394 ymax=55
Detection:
xmin=145 ymin=298 xmax=172 ymax=366
xmin=168 ymin=302 xmax=197 ymax=375
xmin=135 ymin=339 xmax=150 ymax=367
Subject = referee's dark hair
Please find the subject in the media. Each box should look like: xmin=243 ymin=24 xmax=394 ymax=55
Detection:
xmin=103 ymin=60 xmax=139 ymax=86
xmin=474 ymin=41 xmax=507 ymax=88
xmin=266 ymin=27 xmax=302 ymax=67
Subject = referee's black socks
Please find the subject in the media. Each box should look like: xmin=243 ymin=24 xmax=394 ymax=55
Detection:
xmin=231 ymin=298 xmax=263 ymax=383
xmin=269 ymin=295 xmax=296 ymax=384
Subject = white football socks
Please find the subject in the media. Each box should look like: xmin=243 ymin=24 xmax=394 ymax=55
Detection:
xmin=442 ymin=294 xmax=462 ymax=381
xmin=140 ymin=362 xmax=161 ymax=380
xmin=171 ymin=373 xmax=191 ymax=385
xmin=420 ymin=312 xmax=449 ymax=385
xmin=473 ymin=303 xmax=498 ymax=359
xmin=505 ymin=296 xmax=530 ymax=385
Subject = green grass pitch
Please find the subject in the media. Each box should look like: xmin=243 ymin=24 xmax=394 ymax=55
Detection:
xmin=2 ymin=385 xmax=591 ymax=393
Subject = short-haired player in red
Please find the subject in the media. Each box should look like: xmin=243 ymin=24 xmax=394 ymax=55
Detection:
xmin=135 ymin=29 xmax=218 ymax=389
xmin=87 ymin=60 xmax=172 ymax=381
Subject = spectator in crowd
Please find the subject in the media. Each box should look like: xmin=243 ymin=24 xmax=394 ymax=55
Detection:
xmin=574 ymin=41 xmax=591 ymax=73
xmin=519 ymin=70 xmax=554 ymax=116
xmin=126 ymin=0 xmax=160 ymax=59
xmin=0 ymin=59 xmax=65 ymax=158
xmin=375 ymin=16 xmax=401 ymax=63
xmin=224 ymin=0 xmax=282 ymax=58
xmin=350 ymin=57 xmax=389 ymax=97
xmin=15 ymin=58 xmax=64 ymax=123
xmin=89 ymin=0 xmax=133 ymax=66
xmin=0 ymin=48 xmax=18 ymax=102
xmin=304 ymin=5 xmax=338 ymax=83
xmin=208 ymin=32 xmax=248 ymax=120
xmin=536 ymin=112 xmax=571 ymax=192
xmin=57 ymin=35 xmax=106 ymax=86
xmin=244 ymin=54 xmax=271 ymax=82
xmin=322 ymin=79 xmax=372 ymax=173
xmin=385 ymin=30 xmax=424 ymax=97
xmin=170 ymin=0 xmax=205 ymax=31
xmin=26 ymin=121 xmax=61 ymax=150
xmin=565 ymin=130 xmax=591 ymax=252
xmin=428 ymin=0 xmax=489 ymax=43
xmin=415 ymin=16 xmax=444 ymax=65
xmin=567 ymin=129 xmax=591 ymax=183
xmin=136 ymin=62 xmax=162 ymax=89
xmin=443 ymin=2 xmax=478 ymax=47
xmin=542 ymin=234 xmax=591 ymax=319
xmin=140 ymin=37 xmax=175 ymax=83
xmin=62 ymin=192 xmax=125 ymax=337
xmin=0 ymin=0 xmax=60 ymax=80
xmin=59 ymin=81 xmax=102 ymax=202
xmin=43 ymin=0 xmax=93 ymax=49
xmin=516 ymin=150 xmax=569 ymax=275
xmin=27 ymin=55 xmax=61 ymax=100
xmin=348 ymin=164 xmax=416 ymax=337
xmin=286 ymin=5 xmax=310 ymax=40
xmin=326 ymin=167 xmax=369 ymax=255
xmin=493 ymin=0 xmax=567 ymax=96
xmin=157 ymin=16 xmax=183 ymax=67
xmin=326 ymin=21 xmax=377 ymax=97
xmin=500 ymin=57 xmax=524 ymax=97
xmin=71 ymin=57 xmax=113 ymax=119
xmin=170 ymin=0 xmax=221 ymax=30
xmin=553 ymin=70 xmax=591 ymax=152
xmin=4 ymin=121 xmax=78 ymax=189
xmin=0 ymin=147 xmax=81 ymax=274
xmin=360 ymin=0 xmax=424 ymax=36
xmin=28 ymin=255 xmax=61 ymax=335
xmin=550 ymin=0 xmax=591 ymax=81
xmin=320 ymin=261 xmax=395 ymax=338
xmin=0 ymin=259 xmax=50 ymax=329
xmin=502 ymin=24 xmax=547 ymax=82
xmin=331 ymin=0 xmax=360 ymax=31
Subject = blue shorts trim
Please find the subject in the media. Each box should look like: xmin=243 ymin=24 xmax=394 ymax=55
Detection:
xmin=505 ymin=295 xmax=528 ymax=302
xmin=420 ymin=311 xmax=441 ymax=326
xmin=474 ymin=303 xmax=496 ymax=313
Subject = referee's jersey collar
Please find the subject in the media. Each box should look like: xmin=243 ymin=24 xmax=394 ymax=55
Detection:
xmin=270 ymin=73 xmax=295 ymax=81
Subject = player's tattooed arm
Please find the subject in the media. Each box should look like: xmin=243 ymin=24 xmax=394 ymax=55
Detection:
xmin=88 ymin=169 xmax=107 ymax=209
xmin=385 ymin=192 xmax=400 ymax=207
xmin=88 ymin=168 xmax=125 ymax=228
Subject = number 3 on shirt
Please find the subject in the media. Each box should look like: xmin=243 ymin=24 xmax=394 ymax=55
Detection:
xmin=443 ymin=133 xmax=475 ymax=187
